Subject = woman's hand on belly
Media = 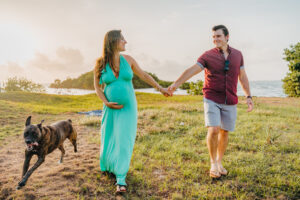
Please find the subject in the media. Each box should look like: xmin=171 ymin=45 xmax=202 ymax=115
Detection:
xmin=105 ymin=102 xmax=124 ymax=109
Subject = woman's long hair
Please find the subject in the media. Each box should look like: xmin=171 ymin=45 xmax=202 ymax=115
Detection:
xmin=94 ymin=30 xmax=122 ymax=79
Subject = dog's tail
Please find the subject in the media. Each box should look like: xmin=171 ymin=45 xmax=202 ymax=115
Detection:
xmin=68 ymin=119 xmax=72 ymax=123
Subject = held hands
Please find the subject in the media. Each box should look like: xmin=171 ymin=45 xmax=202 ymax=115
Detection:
xmin=246 ymin=98 xmax=254 ymax=112
xmin=158 ymin=87 xmax=172 ymax=97
xmin=105 ymin=102 xmax=124 ymax=109
xmin=167 ymin=83 xmax=177 ymax=96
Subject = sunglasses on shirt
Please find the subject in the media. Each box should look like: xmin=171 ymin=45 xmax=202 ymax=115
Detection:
xmin=224 ymin=60 xmax=230 ymax=72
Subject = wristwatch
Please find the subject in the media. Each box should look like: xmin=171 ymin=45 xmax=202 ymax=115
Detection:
xmin=247 ymin=96 xmax=252 ymax=99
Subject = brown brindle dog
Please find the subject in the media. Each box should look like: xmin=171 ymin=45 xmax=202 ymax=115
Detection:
xmin=17 ymin=116 xmax=77 ymax=189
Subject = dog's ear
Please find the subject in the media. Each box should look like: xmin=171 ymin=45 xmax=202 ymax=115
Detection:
xmin=37 ymin=120 xmax=45 ymax=129
xmin=25 ymin=116 xmax=32 ymax=126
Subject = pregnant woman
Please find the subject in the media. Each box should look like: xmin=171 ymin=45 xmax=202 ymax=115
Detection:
xmin=94 ymin=30 xmax=170 ymax=193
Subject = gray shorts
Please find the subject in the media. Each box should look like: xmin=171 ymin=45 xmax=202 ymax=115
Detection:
xmin=203 ymin=98 xmax=237 ymax=132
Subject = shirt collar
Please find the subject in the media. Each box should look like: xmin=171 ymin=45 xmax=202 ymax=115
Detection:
xmin=216 ymin=45 xmax=231 ymax=54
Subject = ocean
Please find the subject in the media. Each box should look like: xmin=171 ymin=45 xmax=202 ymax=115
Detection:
xmin=136 ymin=80 xmax=287 ymax=97
xmin=1 ymin=80 xmax=286 ymax=97
xmin=237 ymin=80 xmax=287 ymax=97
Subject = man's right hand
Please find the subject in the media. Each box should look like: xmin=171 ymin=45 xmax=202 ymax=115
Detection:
xmin=105 ymin=102 xmax=124 ymax=109
xmin=167 ymin=83 xmax=177 ymax=96
xmin=159 ymin=87 xmax=172 ymax=97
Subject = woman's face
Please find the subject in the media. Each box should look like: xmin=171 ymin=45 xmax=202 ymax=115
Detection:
xmin=117 ymin=34 xmax=127 ymax=52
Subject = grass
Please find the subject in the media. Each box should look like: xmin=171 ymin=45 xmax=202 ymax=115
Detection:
xmin=0 ymin=91 xmax=102 ymax=114
xmin=0 ymin=91 xmax=299 ymax=199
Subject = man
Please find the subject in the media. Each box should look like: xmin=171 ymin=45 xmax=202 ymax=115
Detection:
xmin=168 ymin=25 xmax=253 ymax=178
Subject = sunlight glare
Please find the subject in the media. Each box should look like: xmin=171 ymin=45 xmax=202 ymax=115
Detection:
xmin=0 ymin=23 xmax=37 ymax=64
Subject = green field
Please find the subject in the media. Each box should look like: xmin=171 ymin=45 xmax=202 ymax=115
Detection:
xmin=0 ymin=91 xmax=299 ymax=199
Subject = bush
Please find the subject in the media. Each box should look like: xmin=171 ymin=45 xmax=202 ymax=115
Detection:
xmin=49 ymin=71 xmax=94 ymax=90
xmin=50 ymin=79 xmax=62 ymax=89
xmin=187 ymin=80 xmax=203 ymax=95
xmin=282 ymin=43 xmax=300 ymax=97
xmin=179 ymin=82 xmax=190 ymax=90
xmin=50 ymin=70 xmax=191 ymax=90
xmin=4 ymin=77 xmax=45 ymax=93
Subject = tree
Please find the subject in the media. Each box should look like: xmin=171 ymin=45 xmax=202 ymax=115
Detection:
xmin=50 ymin=79 xmax=62 ymax=89
xmin=187 ymin=80 xmax=203 ymax=95
xmin=282 ymin=43 xmax=300 ymax=97
xmin=4 ymin=77 xmax=45 ymax=93
xmin=49 ymin=70 xmax=191 ymax=90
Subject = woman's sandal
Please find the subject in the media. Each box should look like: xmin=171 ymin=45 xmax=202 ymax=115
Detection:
xmin=209 ymin=170 xmax=221 ymax=178
xmin=218 ymin=166 xmax=228 ymax=176
xmin=116 ymin=184 xmax=127 ymax=194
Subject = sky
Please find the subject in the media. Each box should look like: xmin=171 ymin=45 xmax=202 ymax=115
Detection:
xmin=0 ymin=0 xmax=299 ymax=84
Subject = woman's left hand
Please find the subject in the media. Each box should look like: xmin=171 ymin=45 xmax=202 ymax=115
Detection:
xmin=159 ymin=87 xmax=171 ymax=97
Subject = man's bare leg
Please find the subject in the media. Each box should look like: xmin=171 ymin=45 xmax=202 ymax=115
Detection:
xmin=207 ymin=126 xmax=221 ymax=177
xmin=217 ymin=129 xmax=229 ymax=175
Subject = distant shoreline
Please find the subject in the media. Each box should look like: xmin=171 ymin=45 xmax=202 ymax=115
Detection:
xmin=42 ymin=80 xmax=287 ymax=97
xmin=1 ymin=81 xmax=286 ymax=97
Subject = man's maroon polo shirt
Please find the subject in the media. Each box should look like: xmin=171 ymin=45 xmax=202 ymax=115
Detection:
xmin=197 ymin=46 xmax=244 ymax=105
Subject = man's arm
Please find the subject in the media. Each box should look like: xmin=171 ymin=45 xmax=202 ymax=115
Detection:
xmin=168 ymin=63 xmax=203 ymax=94
xmin=238 ymin=68 xmax=253 ymax=112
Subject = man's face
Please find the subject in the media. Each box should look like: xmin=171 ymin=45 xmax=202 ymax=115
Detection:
xmin=213 ymin=29 xmax=229 ymax=48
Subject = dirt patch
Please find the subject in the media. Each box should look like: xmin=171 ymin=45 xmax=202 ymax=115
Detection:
xmin=0 ymin=116 xmax=117 ymax=200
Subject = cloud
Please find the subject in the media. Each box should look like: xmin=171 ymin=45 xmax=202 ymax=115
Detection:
xmin=28 ymin=52 xmax=63 ymax=71
xmin=134 ymin=53 xmax=161 ymax=67
xmin=7 ymin=61 xmax=25 ymax=75
xmin=1 ymin=47 xmax=89 ymax=83
xmin=29 ymin=47 xmax=85 ymax=72
xmin=134 ymin=53 xmax=203 ymax=82
xmin=56 ymin=47 xmax=84 ymax=66
xmin=0 ymin=62 xmax=25 ymax=82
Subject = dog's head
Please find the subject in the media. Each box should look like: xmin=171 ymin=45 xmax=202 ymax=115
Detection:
xmin=23 ymin=116 xmax=44 ymax=151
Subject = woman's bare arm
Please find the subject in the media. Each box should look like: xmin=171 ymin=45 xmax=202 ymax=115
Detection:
xmin=124 ymin=55 xmax=170 ymax=96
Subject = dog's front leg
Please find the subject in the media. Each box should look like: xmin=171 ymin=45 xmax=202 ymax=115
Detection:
xmin=17 ymin=155 xmax=45 ymax=189
xmin=21 ymin=150 xmax=33 ymax=178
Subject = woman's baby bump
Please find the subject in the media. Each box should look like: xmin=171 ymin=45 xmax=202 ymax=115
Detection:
xmin=105 ymin=83 xmax=133 ymax=105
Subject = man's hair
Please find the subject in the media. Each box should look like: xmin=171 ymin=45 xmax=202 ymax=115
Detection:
xmin=212 ymin=25 xmax=229 ymax=36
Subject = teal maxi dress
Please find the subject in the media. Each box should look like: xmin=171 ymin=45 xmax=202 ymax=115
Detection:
xmin=99 ymin=55 xmax=137 ymax=186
